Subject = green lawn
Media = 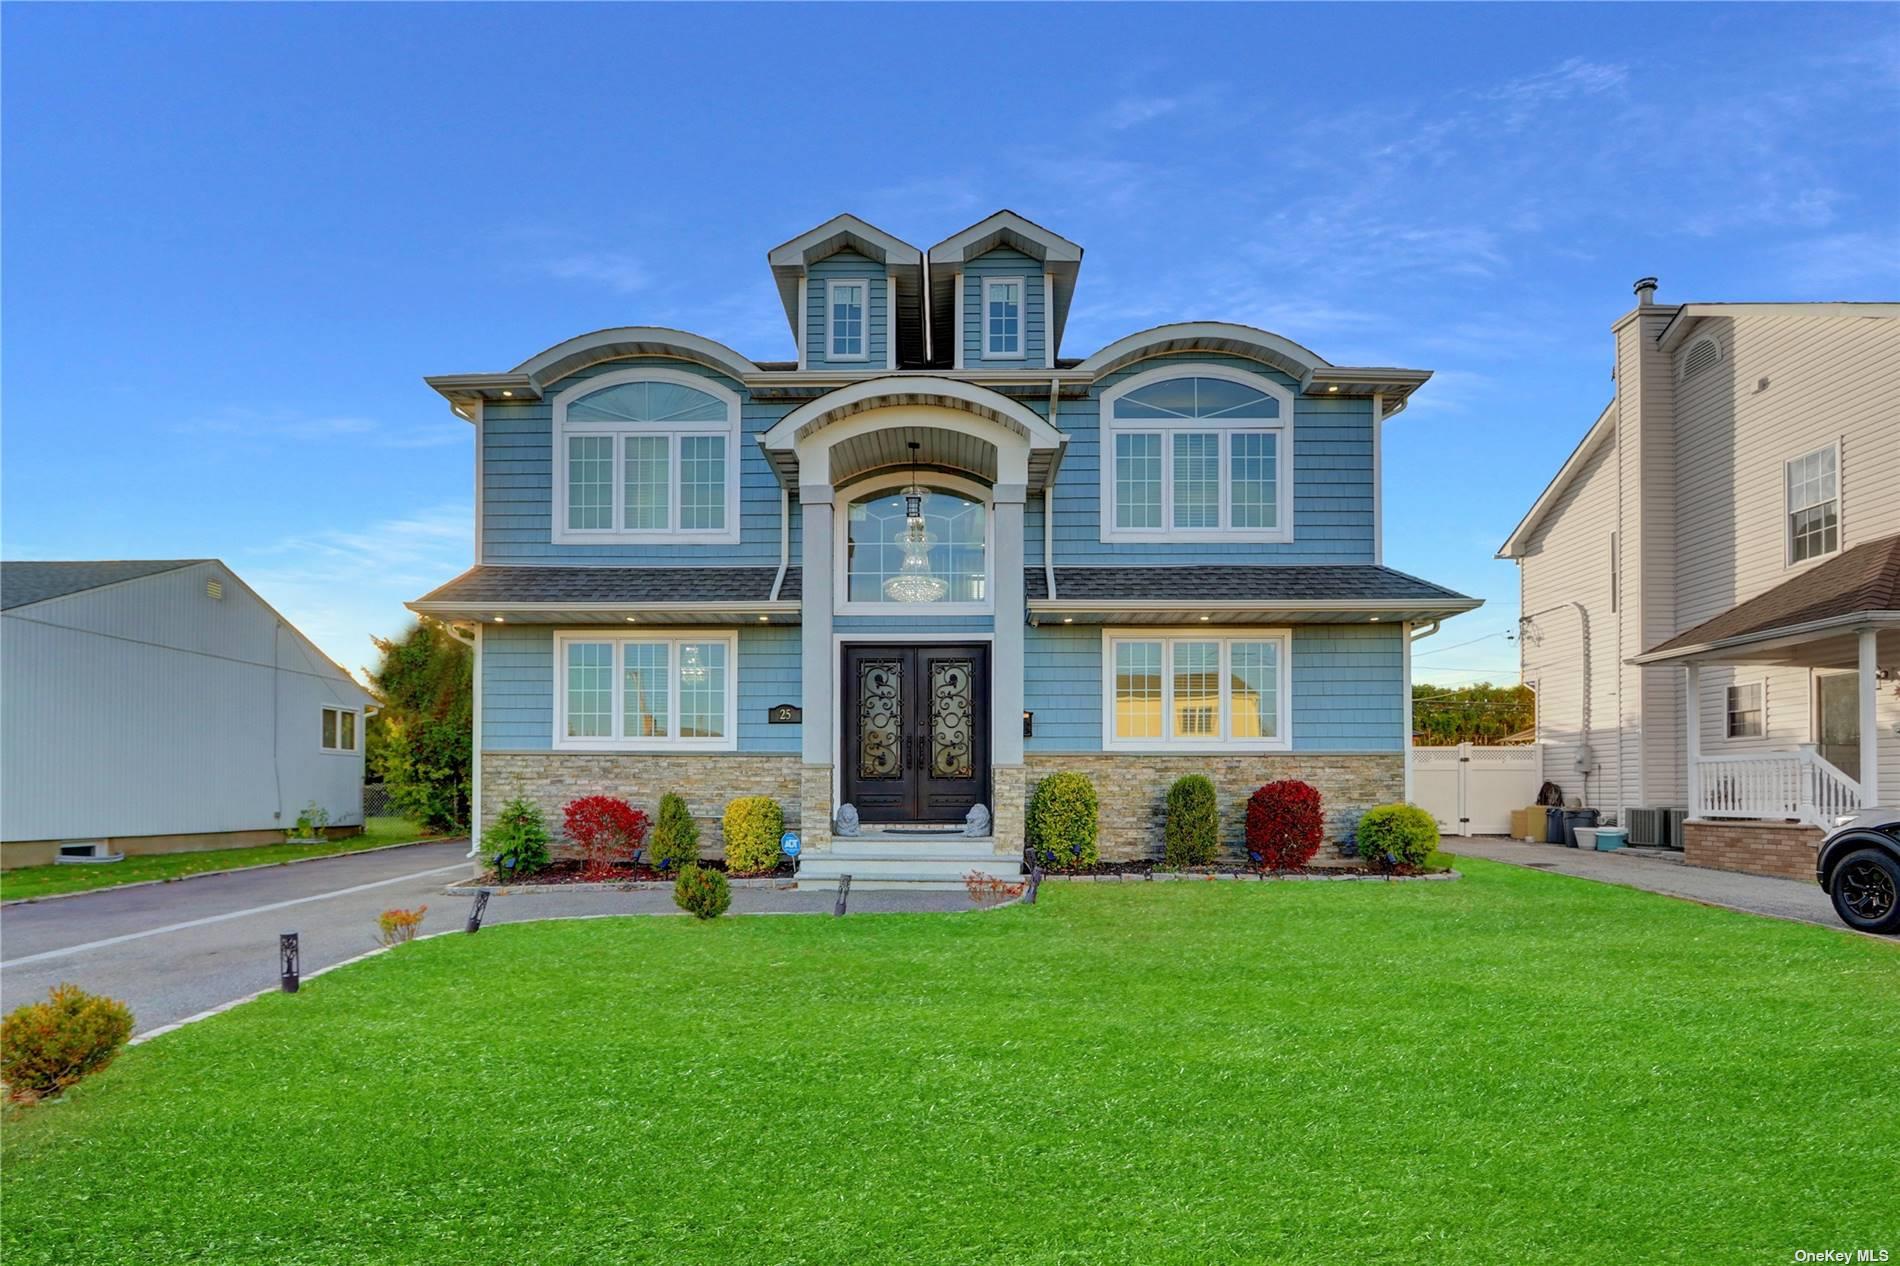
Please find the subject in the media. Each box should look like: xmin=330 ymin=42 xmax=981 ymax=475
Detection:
xmin=0 ymin=817 xmax=450 ymax=901
xmin=4 ymin=860 xmax=1895 ymax=1264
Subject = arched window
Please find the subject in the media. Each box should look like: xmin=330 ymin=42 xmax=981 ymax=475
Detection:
xmin=551 ymin=368 xmax=741 ymax=544
xmin=1099 ymin=365 xmax=1294 ymax=543
xmin=836 ymin=477 xmax=991 ymax=612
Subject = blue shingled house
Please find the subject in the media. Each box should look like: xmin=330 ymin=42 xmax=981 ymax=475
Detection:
xmin=410 ymin=211 xmax=1478 ymax=880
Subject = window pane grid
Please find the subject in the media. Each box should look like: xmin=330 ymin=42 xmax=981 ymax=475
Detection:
xmin=1109 ymin=637 xmax=1284 ymax=747
xmin=1114 ymin=433 xmax=1162 ymax=529
xmin=679 ymin=435 xmax=727 ymax=531
xmin=1114 ymin=642 xmax=1163 ymax=739
xmin=1787 ymin=447 xmax=1839 ymax=562
xmin=1172 ymin=641 xmax=1221 ymax=738
xmin=831 ymin=283 xmax=864 ymax=357
xmin=623 ymin=435 xmax=669 ymax=531
xmin=622 ymin=643 xmax=669 ymax=739
xmin=567 ymin=435 xmax=614 ymax=531
xmin=1230 ymin=432 xmax=1278 ymax=529
xmin=987 ymin=282 xmax=1020 ymax=354
xmin=1726 ymin=683 xmax=1764 ymax=738
xmin=565 ymin=643 xmax=614 ymax=738
xmin=677 ymin=643 xmax=727 ymax=739
xmin=1230 ymin=642 xmax=1278 ymax=739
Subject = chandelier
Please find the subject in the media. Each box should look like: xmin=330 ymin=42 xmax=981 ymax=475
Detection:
xmin=883 ymin=442 xmax=948 ymax=603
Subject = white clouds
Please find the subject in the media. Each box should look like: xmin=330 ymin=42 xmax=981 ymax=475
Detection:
xmin=542 ymin=249 xmax=649 ymax=293
xmin=174 ymin=407 xmax=461 ymax=450
xmin=1775 ymin=231 xmax=1900 ymax=292
xmin=237 ymin=502 xmax=473 ymax=681
xmin=1101 ymin=95 xmax=1183 ymax=130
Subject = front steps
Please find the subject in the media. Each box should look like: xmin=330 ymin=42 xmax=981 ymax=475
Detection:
xmin=793 ymin=835 xmax=1023 ymax=890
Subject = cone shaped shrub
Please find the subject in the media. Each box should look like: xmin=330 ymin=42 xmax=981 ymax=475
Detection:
xmin=1356 ymin=803 xmax=1439 ymax=870
xmin=481 ymin=796 xmax=551 ymax=879
xmin=722 ymin=796 xmax=784 ymax=875
xmin=1164 ymin=774 xmax=1220 ymax=866
xmin=674 ymin=863 xmax=731 ymax=919
xmin=649 ymin=793 xmax=700 ymax=872
xmin=1245 ymin=779 xmax=1325 ymax=870
xmin=1026 ymin=771 xmax=1098 ymax=871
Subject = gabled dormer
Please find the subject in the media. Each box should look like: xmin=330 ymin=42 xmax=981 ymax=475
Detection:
xmin=927 ymin=211 xmax=1083 ymax=371
xmin=767 ymin=214 xmax=924 ymax=371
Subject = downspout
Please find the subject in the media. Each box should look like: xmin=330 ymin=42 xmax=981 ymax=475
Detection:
xmin=1043 ymin=377 xmax=1060 ymax=602
xmin=1520 ymin=601 xmax=1592 ymax=804
xmin=469 ymin=621 xmax=484 ymax=859
xmin=769 ymin=486 xmax=790 ymax=601
xmin=921 ymin=256 xmax=934 ymax=365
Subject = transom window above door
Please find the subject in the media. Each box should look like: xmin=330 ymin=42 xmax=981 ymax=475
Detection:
xmin=551 ymin=369 xmax=741 ymax=545
xmin=1099 ymin=366 xmax=1294 ymax=543
xmin=839 ymin=480 xmax=991 ymax=613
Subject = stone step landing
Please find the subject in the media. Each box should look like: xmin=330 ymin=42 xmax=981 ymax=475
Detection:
xmin=795 ymin=839 xmax=1022 ymax=888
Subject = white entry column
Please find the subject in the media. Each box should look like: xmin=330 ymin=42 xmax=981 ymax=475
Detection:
xmin=990 ymin=482 xmax=1027 ymax=847
xmin=800 ymin=483 xmax=835 ymax=848
xmin=1859 ymin=628 xmax=1881 ymax=806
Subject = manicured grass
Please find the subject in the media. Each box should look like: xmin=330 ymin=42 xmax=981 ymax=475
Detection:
xmin=4 ymin=861 xmax=1895 ymax=1264
xmin=0 ymin=818 xmax=449 ymax=900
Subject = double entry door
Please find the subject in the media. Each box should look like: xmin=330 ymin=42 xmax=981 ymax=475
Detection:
xmin=841 ymin=644 xmax=990 ymax=824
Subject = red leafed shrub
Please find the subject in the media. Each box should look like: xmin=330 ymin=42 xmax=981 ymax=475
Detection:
xmin=563 ymin=796 xmax=651 ymax=881
xmin=1245 ymin=780 xmax=1325 ymax=870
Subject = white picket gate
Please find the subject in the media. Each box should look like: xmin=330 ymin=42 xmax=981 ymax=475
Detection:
xmin=1412 ymin=744 xmax=1543 ymax=836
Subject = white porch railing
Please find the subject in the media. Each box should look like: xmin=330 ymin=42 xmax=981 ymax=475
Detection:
xmin=1695 ymin=746 xmax=1862 ymax=828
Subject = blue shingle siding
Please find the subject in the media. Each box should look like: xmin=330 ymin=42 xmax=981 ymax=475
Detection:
xmin=1023 ymin=623 xmax=1402 ymax=754
xmin=806 ymin=252 xmax=889 ymax=370
xmin=1047 ymin=353 xmax=1375 ymax=567
xmin=962 ymin=249 xmax=1047 ymax=368
xmin=834 ymin=615 xmax=995 ymax=635
xmin=481 ymin=357 xmax=792 ymax=565
xmin=482 ymin=624 xmax=803 ymax=754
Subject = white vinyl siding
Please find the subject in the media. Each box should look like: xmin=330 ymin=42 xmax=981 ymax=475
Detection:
xmin=1102 ymin=630 xmax=1290 ymax=751
xmin=554 ymin=632 xmax=738 ymax=752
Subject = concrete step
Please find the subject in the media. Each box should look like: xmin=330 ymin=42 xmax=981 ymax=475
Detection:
xmin=825 ymin=837 xmax=1007 ymax=861
xmin=794 ymin=854 xmax=1023 ymax=885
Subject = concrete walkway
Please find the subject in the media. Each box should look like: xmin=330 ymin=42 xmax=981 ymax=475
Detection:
xmin=1446 ymin=836 xmax=1851 ymax=930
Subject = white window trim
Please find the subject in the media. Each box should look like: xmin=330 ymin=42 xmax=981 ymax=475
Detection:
xmin=1783 ymin=439 xmax=1842 ymax=569
xmin=320 ymin=706 xmax=359 ymax=754
xmin=825 ymin=278 xmax=870 ymax=363
xmin=1098 ymin=363 xmax=1296 ymax=544
xmin=834 ymin=471 xmax=996 ymax=616
xmin=981 ymin=276 xmax=1026 ymax=361
xmin=1100 ymin=627 xmax=1293 ymax=753
xmin=550 ymin=367 xmax=742 ymax=546
xmin=1724 ymin=678 xmax=1767 ymax=740
xmin=553 ymin=630 xmax=740 ymax=753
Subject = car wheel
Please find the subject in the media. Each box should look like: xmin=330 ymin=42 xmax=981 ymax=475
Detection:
xmin=1828 ymin=848 xmax=1900 ymax=934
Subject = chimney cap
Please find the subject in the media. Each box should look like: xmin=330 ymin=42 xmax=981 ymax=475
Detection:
xmin=1633 ymin=276 xmax=1659 ymax=300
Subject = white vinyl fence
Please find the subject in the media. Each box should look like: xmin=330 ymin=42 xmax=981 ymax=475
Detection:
xmin=1412 ymin=744 xmax=1543 ymax=836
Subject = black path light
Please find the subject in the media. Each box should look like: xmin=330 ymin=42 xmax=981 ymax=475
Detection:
xmin=466 ymin=887 xmax=492 ymax=933
xmin=833 ymin=873 xmax=852 ymax=917
xmin=1025 ymin=862 xmax=1043 ymax=905
xmin=279 ymin=932 xmax=300 ymax=993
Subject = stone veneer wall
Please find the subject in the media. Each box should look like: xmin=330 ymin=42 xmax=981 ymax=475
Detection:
xmin=481 ymin=752 xmax=801 ymax=858
xmin=1681 ymin=820 xmax=1822 ymax=881
xmin=1024 ymin=753 xmax=1404 ymax=861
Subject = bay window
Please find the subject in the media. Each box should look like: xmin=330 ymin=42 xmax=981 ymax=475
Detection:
xmin=1103 ymin=631 xmax=1291 ymax=750
xmin=552 ymin=369 xmax=741 ymax=545
xmin=555 ymin=632 xmax=738 ymax=751
xmin=1100 ymin=366 xmax=1293 ymax=543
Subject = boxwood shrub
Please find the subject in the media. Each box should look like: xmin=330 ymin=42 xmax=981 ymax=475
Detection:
xmin=1355 ymin=803 xmax=1439 ymax=870
xmin=1164 ymin=774 xmax=1220 ymax=867
xmin=648 ymin=793 xmax=700 ymax=872
xmin=673 ymin=864 xmax=731 ymax=920
xmin=1026 ymin=771 xmax=1098 ymax=871
xmin=1 ymin=984 xmax=135 ymax=1103
xmin=721 ymin=796 xmax=784 ymax=876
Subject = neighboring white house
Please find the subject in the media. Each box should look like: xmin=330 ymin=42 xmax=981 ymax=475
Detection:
xmin=1499 ymin=282 xmax=1899 ymax=878
xmin=0 ymin=559 xmax=376 ymax=868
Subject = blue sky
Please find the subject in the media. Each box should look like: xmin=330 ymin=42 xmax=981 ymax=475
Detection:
xmin=4 ymin=4 xmax=1895 ymax=685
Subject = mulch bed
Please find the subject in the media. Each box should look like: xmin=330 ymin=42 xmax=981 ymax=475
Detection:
xmin=484 ymin=858 xmax=794 ymax=886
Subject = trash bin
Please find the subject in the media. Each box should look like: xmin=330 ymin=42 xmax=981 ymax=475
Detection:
xmin=1562 ymin=808 xmax=1601 ymax=848
xmin=1594 ymin=827 xmax=1628 ymax=851
xmin=1545 ymin=807 xmax=1567 ymax=844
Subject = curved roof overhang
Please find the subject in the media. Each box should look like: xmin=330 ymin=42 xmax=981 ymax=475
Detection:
xmin=424 ymin=328 xmax=761 ymax=415
xmin=1075 ymin=321 xmax=1330 ymax=380
xmin=758 ymin=376 xmax=1067 ymax=490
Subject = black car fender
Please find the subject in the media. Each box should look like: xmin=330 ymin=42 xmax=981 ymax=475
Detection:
xmin=1816 ymin=829 xmax=1900 ymax=888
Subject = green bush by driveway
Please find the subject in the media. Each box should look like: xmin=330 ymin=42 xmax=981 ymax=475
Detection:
xmin=3 ymin=860 xmax=1895 ymax=1264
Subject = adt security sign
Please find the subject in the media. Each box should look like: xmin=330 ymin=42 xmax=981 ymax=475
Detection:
xmin=780 ymin=831 xmax=802 ymax=859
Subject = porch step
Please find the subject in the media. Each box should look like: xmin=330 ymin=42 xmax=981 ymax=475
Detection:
xmin=795 ymin=842 xmax=1022 ymax=888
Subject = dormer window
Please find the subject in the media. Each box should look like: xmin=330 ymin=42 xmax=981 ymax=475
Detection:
xmin=984 ymin=278 xmax=1022 ymax=358
xmin=551 ymin=368 xmax=741 ymax=545
xmin=1099 ymin=366 xmax=1295 ymax=543
xmin=827 ymin=281 xmax=867 ymax=361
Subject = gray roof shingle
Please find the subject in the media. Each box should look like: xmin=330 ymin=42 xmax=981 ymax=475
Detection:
xmin=1 ymin=560 xmax=209 ymax=610
xmin=1643 ymin=532 xmax=1900 ymax=656
xmin=1026 ymin=565 xmax=1473 ymax=604
xmin=413 ymin=566 xmax=796 ymax=607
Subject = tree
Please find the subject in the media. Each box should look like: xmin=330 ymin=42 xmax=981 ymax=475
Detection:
xmin=1410 ymin=682 xmax=1536 ymax=747
xmin=366 ymin=619 xmax=472 ymax=830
